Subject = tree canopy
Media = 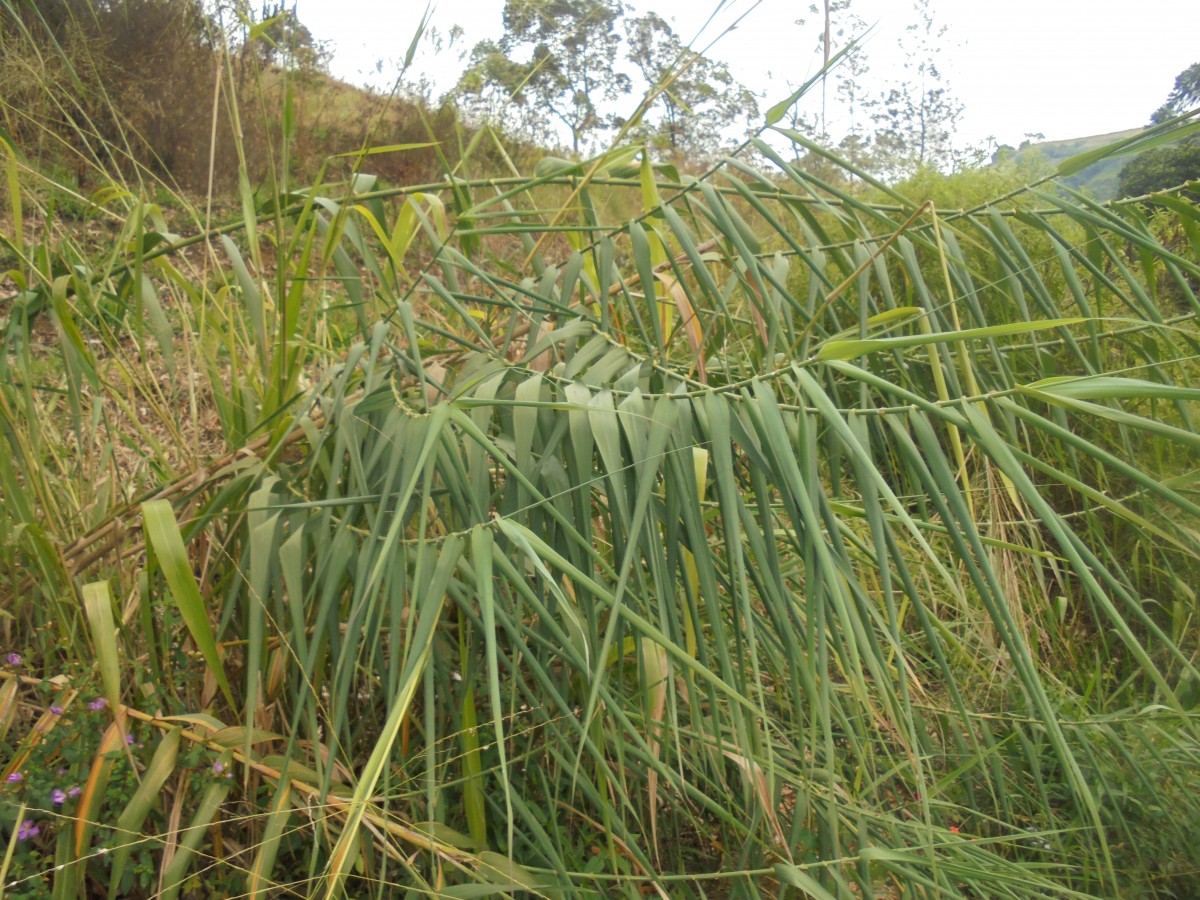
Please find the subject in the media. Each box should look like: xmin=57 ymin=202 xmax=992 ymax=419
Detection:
xmin=1119 ymin=60 xmax=1200 ymax=198
xmin=1150 ymin=61 xmax=1200 ymax=125
xmin=784 ymin=0 xmax=970 ymax=182
xmin=452 ymin=0 xmax=754 ymax=157
xmin=623 ymin=12 xmax=758 ymax=160
xmin=454 ymin=0 xmax=631 ymax=154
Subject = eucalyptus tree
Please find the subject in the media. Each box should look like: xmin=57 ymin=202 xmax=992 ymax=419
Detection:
xmin=793 ymin=0 xmax=874 ymax=155
xmin=454 ymin=0 xmax=631 ymax=153
xmin=870 ymin=0 xmax=965 ymax=178
xmin=623 ymin=12 xmax=758 ymax=160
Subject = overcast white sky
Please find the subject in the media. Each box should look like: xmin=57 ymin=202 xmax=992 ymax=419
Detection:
xmin=293 ymin=0 xmax=1198 ymax=151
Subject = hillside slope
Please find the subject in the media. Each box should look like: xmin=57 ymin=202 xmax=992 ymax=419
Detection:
xmin=1010 ymin=128 xmax=1141 ymax=199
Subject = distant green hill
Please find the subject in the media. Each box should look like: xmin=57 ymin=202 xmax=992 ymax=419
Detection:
xmin=1002 ymin=128 xmax=1141 ymax=200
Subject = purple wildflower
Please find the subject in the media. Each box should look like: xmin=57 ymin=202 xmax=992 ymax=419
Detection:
xmin=67 ymin=785 xmax=81 ymax=799
xmin=5 ymin=772 xmax=21 ymax=784
xmin=17 ymin=820 xmax=39 ymax=841
xmin=49 ymin=705 xmax=63 ymax=715
xmin=88 ymin=698 xmax=108 ymax=711
xmin=4 ymin=653 xmax=19 ymax=666
xmin=51 ymin=788 xmax=67 ymax=805
xmin=125 ymin=733 xmax=135 ymax=745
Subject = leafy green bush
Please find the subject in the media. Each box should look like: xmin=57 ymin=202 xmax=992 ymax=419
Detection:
xmin=1118 ymin=61 xmax=1200 ymax=199
xmin=1119 ymin=143 xmax=1200 ymax=198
